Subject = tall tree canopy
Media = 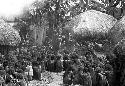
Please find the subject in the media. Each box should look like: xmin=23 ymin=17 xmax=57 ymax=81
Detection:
xmin=13 ymin=0 xmax=125 ymax=54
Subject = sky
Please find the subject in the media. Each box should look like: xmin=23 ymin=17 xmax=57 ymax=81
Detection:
xmin=0 ymin=0 xmax=37 ymax=20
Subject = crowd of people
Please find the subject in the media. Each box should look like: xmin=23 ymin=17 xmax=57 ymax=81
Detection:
xmin=0 ymin=42 xmax=124 ymax=86
xmin=63 ymin=51 xmax=113 ymax=86
xmin=0 ymin=52 xmax=63 ymax=86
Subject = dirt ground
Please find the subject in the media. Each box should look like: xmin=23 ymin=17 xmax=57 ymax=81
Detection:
xmin=29 ymin=71 xmax=63 ymax=86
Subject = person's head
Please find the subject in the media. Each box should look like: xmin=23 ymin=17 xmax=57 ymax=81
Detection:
xmin=51 ymin=54 xmax=55 ymax=60
xmin=105 ymin=64 xmax=113 ymax=71
xmin=79 ymin=68 xmax=84 ymax=74
xmin=56 ymin=55 xmax=61 ymax=60
xmin=28 ymin=62 xmax=32 ymax=66
xmin=0 ymin=66 xmax=4 ymax=70
xmin=63 ymin=55 xmax=69 ymax=60
xmin=17 ymin=68 xmax=23 ymax=73
xmin=83 ymin=67 xmax=88 ymax=73
xmin=17 ymin=73 xmax=23 ymax=80
xmin=95 ymin=67 xmax=101 ymax=73
xmin=70 ymin=52 xmax=79 ymax=60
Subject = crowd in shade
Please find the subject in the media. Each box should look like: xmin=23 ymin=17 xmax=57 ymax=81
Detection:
xmin=0 ymin=43 xmax=118 ymax=86
xmin=0 ymin=46 xmax=63 ymax=86
xmin=63 ymin=51 xmax=113 ymax=86
xmin=0 ymin=40 xmax=125 ymax=86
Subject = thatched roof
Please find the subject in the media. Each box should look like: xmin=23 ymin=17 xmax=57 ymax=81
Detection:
xmin=64 ymin=10 xmax=117 ymax=53
xmin=0 ymin=19 xmax=21 ymax=46
xmin=65 ymin=10 xmax=117 ymax=36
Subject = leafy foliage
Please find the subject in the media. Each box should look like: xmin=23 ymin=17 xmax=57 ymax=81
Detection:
xmin=0 ymin=19 xmax=21 ymax=46
xmin=13 ymin=0 xmax=125 ymax=54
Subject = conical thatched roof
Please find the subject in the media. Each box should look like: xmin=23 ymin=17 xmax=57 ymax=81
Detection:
xmin=0 ymin=19 xmax=21 ymax=46
xmin=65 ymin=10 xmax=117 ymax=53
xmin=65 ymin=10 xmax=117 ymax=36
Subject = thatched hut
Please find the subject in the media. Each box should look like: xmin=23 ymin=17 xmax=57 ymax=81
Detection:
xmin=0 ymin=19 xmax=21 ymax=55
xmin=65 ymin=10 xmax=117 ymax=36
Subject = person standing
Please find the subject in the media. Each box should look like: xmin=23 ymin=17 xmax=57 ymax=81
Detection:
xmin=32 ymin=61 xmax=41 ymax=81
xmin=28 ymin=63 xmax=33 ymax=81
xmin=112 ymin=39 xmax=125 ymax=86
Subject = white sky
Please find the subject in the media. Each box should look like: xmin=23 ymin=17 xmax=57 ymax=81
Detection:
xmin=0 ymin=0 xmax=37 ymax=20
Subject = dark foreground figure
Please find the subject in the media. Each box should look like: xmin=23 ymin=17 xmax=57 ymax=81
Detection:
xmin=112 ymin=39 xmax=125 ymax=86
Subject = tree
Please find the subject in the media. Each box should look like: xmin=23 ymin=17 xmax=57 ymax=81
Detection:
xmin=13 ymin=0 xmax=125 ymax=54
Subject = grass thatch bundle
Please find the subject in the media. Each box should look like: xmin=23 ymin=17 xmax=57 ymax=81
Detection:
xmin=65 ymin=10 xmax=117 ymax=38
xmin=65 ymin=10 xmax=117 ymax=53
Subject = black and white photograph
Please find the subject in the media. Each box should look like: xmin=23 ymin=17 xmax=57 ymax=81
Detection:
xmin=0 ymin=0 xmax=125 ymax=86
